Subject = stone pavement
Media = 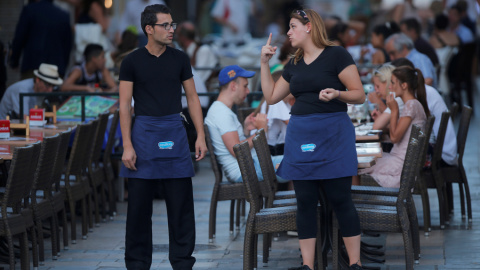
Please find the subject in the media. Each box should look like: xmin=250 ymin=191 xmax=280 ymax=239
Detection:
xmin=10 ymin=79 xmax=480 ymax=269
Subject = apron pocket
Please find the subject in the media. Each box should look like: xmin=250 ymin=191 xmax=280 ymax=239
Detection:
xmin=141 ymin=126 xmax=189 ymax=160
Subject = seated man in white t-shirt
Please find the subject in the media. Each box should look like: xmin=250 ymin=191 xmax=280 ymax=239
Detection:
xmin=205 ymin=65 xmax=290 ymax=183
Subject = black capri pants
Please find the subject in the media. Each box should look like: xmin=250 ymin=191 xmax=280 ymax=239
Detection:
xmin=293 ymin=176 xmax=361 ymax=239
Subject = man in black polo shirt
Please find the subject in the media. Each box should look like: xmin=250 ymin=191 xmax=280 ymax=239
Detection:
xmin=118 ymin=4 xmax=207 ymax=270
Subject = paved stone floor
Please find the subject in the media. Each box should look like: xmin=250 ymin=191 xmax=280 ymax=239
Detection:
xmin=8 ymin=79 xmax=480 ymax=269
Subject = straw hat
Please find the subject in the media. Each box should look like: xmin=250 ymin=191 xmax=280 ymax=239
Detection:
xmin=33 ymin=63 xmax=63 ymax=85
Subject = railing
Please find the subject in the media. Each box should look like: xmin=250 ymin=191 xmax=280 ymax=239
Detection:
xmin=19 ymin=91 xmax=264 ymax=121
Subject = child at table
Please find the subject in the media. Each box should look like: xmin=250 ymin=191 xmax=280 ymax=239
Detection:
xmin=357 ymin=66 xmax=429 ymax=188
xmin=61 ymin=43 xmax=117 ymax=93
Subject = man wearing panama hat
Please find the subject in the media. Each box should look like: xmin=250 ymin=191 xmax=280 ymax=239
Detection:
xmin=0 ymin=63 xmax=63 ymax=119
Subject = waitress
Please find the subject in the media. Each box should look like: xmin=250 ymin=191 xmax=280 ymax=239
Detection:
xmin=260 ymin=9 xmax=365 ymax=270
xmin=118 ymin=4 xmax=207 ymax=270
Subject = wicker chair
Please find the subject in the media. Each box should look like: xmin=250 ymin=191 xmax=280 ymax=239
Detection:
xmin=339 ymin=126 xmax=425 ymax=269
xmin=236 ymin=107 xmax=255 ymax=124
xmin=62 ymin=121 xmax=96 ymax=243
xmin=409 ymin=115 xmax=435 ymax=232
xmin=204 ymin=124 xmax=245 ymax=242
xmin=21 ymin=141 xmax=42 ymax=269
xmin=234 ymin=141 xmax=325 ymax=270
xmin=251 ymin=130 xmax=297 ymax=266
xmin=30 ymin=134 xmax=62 ymax=263
xmin=0 ymin=144 xmax=40 ymax=270
xmin=103 ymin=110 xmax=120 ymax=218
xmin=51 ymin=130 xmax=73 ymax=251
xmin=443 ymin=105 xmax=473 ymax=222
xmin=86 ymin=113 xmax=110 ymax=224
xmin=414 ymin=112 xmax=451 ymax=231
xmin=253 ymin=129 xmax=296 ymax=203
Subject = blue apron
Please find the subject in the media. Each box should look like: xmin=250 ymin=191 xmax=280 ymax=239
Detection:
xmin=120 ymin=114 xmax=195 ymax=179
xmin=276 ymin=112 xmax=357 ymax=180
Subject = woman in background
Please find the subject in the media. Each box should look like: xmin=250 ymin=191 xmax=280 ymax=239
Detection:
xmin=358 ymin=66 xmax=429 ymax=188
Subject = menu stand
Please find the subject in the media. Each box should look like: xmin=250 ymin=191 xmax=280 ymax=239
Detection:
xmin=6 ymin=116 xmax=30 ymax=136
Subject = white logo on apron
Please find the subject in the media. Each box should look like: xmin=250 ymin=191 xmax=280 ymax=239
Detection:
xmin=158 ymin=141 xmax=174 ymax=149
xmin=301 ymin=143 xmax=316 ymax=152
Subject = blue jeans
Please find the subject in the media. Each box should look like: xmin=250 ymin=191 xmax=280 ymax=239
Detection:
xmin=235 ymin=155 xmax=289 ymax=183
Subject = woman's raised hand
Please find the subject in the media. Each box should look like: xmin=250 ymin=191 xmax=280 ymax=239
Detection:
xmin=261 ymin=33 xmax=277 ymax=64
xmin=386 ymin=92 xmax=398 ymax=112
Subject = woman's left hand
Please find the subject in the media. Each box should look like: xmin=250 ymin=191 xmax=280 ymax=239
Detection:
xmin=319 ymin=88 xmax=339 ymax=102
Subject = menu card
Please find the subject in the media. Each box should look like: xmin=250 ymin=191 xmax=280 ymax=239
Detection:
xmin=30 ymin=108 xmax=45 ymax=126
xmin=0 ymin=120 xmax=10 ymax=139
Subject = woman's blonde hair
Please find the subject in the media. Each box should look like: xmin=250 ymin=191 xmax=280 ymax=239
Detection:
xmin=290 ymin=9 xmax=335 ymax=64
xmin=372 ymin=63 xmax=395 ymax=95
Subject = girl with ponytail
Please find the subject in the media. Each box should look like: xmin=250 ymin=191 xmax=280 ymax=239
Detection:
xmin=358 ymin=65 xmax=427 ymax=188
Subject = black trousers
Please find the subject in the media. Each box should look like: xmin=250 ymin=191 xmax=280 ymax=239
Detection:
xmin=293 ymin=177 xmax=361 ymax=239
xmin=125 ymin=177 xmax=196 ymax=270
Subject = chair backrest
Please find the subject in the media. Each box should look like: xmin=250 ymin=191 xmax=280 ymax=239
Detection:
xmin=32 ymin=134 xmax=62 ymax=196
xmin=89 ymin=113 xmax=110 ymax=166
xmin=234 ymin=141 xmax=263 ymax=213
xmin=103 ymin=110 xmax=119 ymax=164
xmin=65 ymin=122 xmax=95 ymax=179
xmin=204 ymin=124 xmax=224 ymax=184
xmin=52 ymin=129 xmax=73 ymax=190
xmin=456 ymin=106 xmax=472 ymax=163
xmin=2 ymin=144 xmax=37 ymax=214
xmin=397 ymin=125 xmax=424 ymax=205
xmin=23 ymin=141 xmax=42 ymax=206
xmin=418 ymin=116 xmax=435 ymax=166
xmin=253 ymin=129 xmax=276 ymax=202
xmin=431 ymin=112 xmax=451 ymax=169
xmin=83 ymin=119 xmax=99 ymax=169
xmin=236 ymin=107 xmax=255 ymax=124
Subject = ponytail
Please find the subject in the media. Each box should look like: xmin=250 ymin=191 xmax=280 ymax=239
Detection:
xmin=392 ymin=66 xmax=430 ymax=118
xmin=414 ymin=68 xmax=430 ymax=118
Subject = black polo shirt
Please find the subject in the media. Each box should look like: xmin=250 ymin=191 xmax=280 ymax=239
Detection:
xmin=119 ymin=46 xmax=193 ymax=117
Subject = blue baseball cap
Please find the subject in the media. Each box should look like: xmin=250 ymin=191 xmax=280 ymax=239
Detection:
xmin=218 ymin=65 xmax=256 ymax=86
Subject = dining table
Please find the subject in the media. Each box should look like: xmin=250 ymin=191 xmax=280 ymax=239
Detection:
xmin=0 ymin=121 xmax=79 ymax=161
xmin=355 ymin=122 xmax=382 ymax=142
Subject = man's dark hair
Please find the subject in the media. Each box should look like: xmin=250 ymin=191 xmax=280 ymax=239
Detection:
xmin=390 ymin=57 xmax=414 ymax=69
xmin=372 ymin=21 xmax=400 ymax=40
xmin=83 ymin=43 xmax=104 ymax=62
xmin=400 ymin=18 xmax=421 ymax=35
xmin=141 ymin=4 xmax=171 ymax=37
xmin=329 ymin=22 xmax=348 ymax=45
xmin=434 ymin=14 xmax=449 ymax=30
xmin=179 ymin=25 xmax=195 ymax=41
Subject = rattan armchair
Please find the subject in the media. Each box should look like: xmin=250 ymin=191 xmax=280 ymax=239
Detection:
xmin=338 ymin=126 xmax=425 ymax=269
xmin=0 ymin=143 xmax=41 ymax=270
xmin=30 ymin=134 xmax=62 ymax=263
xmin=414 ymin=112 xmax=451 ymax=231
xmin=86 ymin=113 xmax=110 ymax=224
xmin=102 ymin=110 xmax=120 ymax=218
xmin=51 ymin=130 xmax=73 ymax=251
xmin=253 ymin=129 xmax=296 ymax=204
xmin=62 ymin=121 xmax=95 ymax=243
xmin=204 ymin=124 xmax=245 ymax=243
xmin=443 ymin=106 xmax=473 ymax=222
xmin=21 ymin=141 xmax=42 ymax=269
xmin=234 ymin=141 xmax=325 ymax=270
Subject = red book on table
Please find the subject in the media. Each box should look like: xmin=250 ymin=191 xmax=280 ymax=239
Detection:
xmin=30 ymin=108 xmax=45 ymax=126
xmin=0 ymin=120 xmax=10 ymax=139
